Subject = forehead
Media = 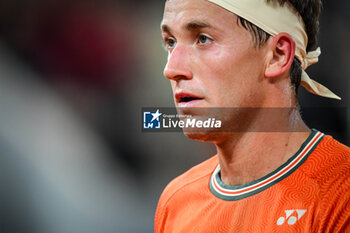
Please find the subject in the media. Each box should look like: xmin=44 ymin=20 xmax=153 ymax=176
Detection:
xmin=161 ymin=0 xmax=238 ymax=32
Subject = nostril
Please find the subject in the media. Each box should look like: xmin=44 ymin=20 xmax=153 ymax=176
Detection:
xmin=163 ymin=66 xmax=193 ymax=81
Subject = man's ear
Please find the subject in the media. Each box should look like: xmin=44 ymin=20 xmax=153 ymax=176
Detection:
xmin=265 ymin=33 xmax=295 ymax=78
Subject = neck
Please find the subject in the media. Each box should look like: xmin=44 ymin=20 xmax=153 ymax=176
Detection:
xmin=214 ymin=109 xmax=310 ymax=186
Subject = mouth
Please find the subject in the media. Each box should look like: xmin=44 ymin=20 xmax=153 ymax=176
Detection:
xmin=175 ymin=92 xmax=203 ymax=106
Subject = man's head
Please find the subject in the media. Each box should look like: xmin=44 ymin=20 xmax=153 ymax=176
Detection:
xmin=161 ymin=0 xmax=273 ymax=109
xmin=161 ymin=0 xmax=322 ymax=100
xmin=160 ymin=0 xmax=321 ymax=141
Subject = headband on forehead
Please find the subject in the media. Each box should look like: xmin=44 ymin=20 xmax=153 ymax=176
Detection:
xmin=207 ymin=0 xmax=341 ymax=100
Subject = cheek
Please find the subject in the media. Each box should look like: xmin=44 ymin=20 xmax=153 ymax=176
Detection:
xmin=199 ymin=45 xmax=259 ymax=82
xmin=197 ymin=46 xmax=265 ymax=106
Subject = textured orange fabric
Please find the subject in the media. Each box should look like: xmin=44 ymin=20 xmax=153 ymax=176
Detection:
xmin=155 ymin=134 xmax=350 ymax=233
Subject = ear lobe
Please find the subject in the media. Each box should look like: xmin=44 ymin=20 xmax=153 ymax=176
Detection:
xmin=265 ymin=33 xmax=295 ymax=78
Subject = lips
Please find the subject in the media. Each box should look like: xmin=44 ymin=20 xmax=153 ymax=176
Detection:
xmin=175 ymin=92 xmax=203 ymax=106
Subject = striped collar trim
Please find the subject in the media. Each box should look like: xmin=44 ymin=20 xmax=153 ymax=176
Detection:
xmin=210 ymin=129 xmax=325 ymax=201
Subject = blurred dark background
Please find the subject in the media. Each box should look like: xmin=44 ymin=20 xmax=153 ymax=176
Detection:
xmin=0 ymin=0 xmax=348 ymax=232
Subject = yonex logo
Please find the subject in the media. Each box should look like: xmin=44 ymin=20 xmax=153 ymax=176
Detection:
xmin=277 ymin=209 xmax=307 ymax=226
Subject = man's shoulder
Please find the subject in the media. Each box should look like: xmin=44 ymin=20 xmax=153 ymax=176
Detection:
xmin=303 ymin=134 xmax=350 ymax=177
xmin=301 ymin=135 xmax=350 ymax=231
xmin=301 ymin=134 xmax=350 ymax=191
xmin=158 ymin=155 xmax=218 ymax=206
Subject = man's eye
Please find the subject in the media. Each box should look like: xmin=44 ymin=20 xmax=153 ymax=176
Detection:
xmin=197 ymin=35 xmax=212 ymax=45
xmin=165 ymin=37 xmax=176 ymax=49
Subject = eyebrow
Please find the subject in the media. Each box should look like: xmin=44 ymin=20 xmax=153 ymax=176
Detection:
xmin=161 ymin=24 xmax=171 ymax=34
xmin=186 ymin=20 xmax=211 ymax=30
xmin=161 ymin=20 xmax=212 ymax=34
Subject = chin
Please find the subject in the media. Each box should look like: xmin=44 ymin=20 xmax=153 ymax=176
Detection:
xmin=183 ymin=129 xmax=226 ymax=142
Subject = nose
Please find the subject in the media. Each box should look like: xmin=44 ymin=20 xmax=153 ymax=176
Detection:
xmin=163 ymin=45 xmax=193 ymax=81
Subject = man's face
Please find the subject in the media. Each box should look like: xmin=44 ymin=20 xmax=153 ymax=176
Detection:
xmin=161 ymin=0 xmax=270 ymax=108
xmin=161 ymin=0 xmax=270 ymax=140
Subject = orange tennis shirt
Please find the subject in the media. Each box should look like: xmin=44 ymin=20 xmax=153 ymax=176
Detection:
xmin=155 ymin=130 xmax=350 ymax=232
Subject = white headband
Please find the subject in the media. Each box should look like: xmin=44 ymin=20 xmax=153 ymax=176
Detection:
xmin=207 ymin=0 xmax=341 ymax=100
